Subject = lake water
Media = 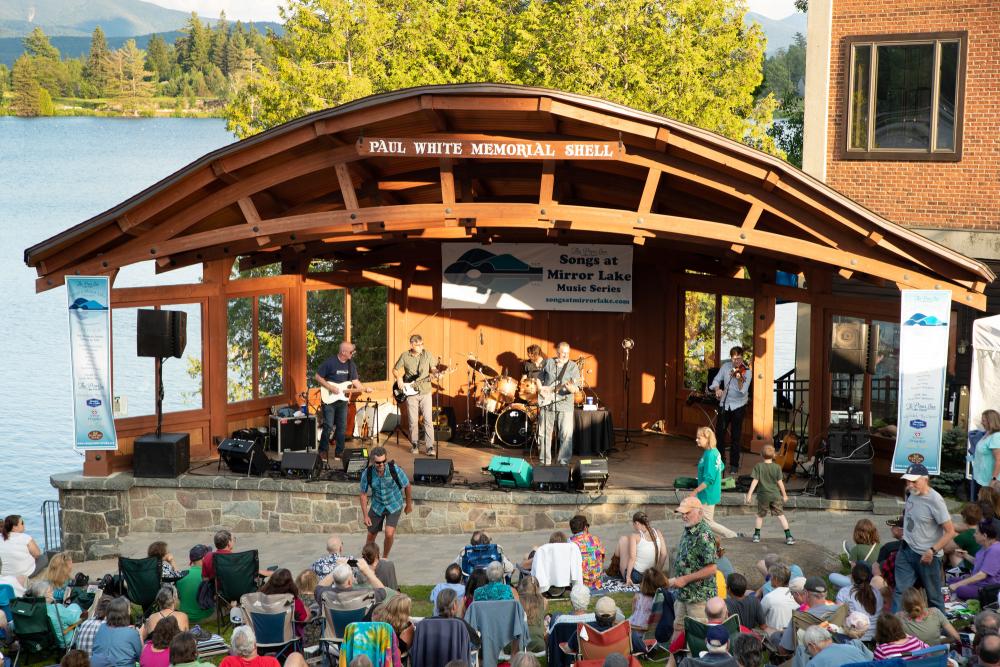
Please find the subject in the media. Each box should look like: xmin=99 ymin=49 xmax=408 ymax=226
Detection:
xmin=0 ymin=117 xmax=236 ymax=542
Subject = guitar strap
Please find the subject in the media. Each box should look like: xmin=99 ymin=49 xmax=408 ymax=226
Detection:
xmin=555 ymin=360 xmax=570 ymax=385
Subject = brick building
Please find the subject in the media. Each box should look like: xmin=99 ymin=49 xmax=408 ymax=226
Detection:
xmin=803 ymin=0 xmax=1000 ymax=298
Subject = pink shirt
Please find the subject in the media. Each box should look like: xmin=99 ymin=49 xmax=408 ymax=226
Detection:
xmin=140 ymin=642 xmax=171 ymax=667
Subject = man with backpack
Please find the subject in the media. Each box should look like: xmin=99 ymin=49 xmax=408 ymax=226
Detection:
xmin=359 ymin=447 xmax=412 ymax=558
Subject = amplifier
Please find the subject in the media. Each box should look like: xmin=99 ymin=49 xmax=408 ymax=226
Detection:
xmin=218 ymin=437 xmax=269 ymax=476
xmin=574 ymin=458 xmax=609 ymax=491
xmin=133 ymin=432 xmax=190 ymax=478
xmin=341 ymin=448 xmax=369 ymax=479
xmin=414 ymin=458 xmax=454 ymax=485
xmin=533 ymin=466 xmax=571 ymax=492
xmin=486 ymin=455 xmax=532 ymax=489
xmin=823 ymin=457 xmax=873 ymax=501
xmin=269 ymin=415 xmax=316 ymax=453
xmin=281 ymin=451 xmax=321 ymax=480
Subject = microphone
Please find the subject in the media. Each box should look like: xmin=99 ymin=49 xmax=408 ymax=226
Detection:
xmin=479 ymin=331 xmax=484 ymax=345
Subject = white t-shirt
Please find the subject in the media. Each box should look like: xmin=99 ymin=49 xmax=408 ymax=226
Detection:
xmin=0 ymin=532 xmax=36 ymax=578
xmin=762 ymin=587 xmax=797 ymax=631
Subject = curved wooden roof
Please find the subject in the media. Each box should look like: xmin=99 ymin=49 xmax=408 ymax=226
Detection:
xmin=24 ymin=83 xmax=993 ymax=308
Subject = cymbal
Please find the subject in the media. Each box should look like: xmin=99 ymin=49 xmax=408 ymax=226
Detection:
xmin=467 ymin=358 xmax=498 ymax=378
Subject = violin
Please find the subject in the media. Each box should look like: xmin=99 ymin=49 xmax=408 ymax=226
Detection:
xmin=731 ymin=360 xmax=749 ymax=387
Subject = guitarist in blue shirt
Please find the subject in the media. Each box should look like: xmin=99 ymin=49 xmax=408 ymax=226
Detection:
xmin=537 ymin=342 xmax=581 ymax=465
xmin=315 ymin=341 xmax=371 ymax=458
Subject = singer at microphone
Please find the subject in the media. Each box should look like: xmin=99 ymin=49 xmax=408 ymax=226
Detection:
xmin=536 ymin=341 xmax=581 ymax=466
xmin=708 ymin=345 xmax=751 ymax=474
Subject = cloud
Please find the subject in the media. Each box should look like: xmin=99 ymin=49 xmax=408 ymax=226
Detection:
xmin=149 ymin=0 xmax=284 ymax=22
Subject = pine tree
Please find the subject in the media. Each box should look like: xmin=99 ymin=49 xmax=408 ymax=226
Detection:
xmin=225 ymin=31 xmax=248 ymax=79
xmin=38 ymin=88 xmax=55 ymax=115
xmin=23 ymin=26 xmax=67 ymax=95
xmin=210 ymin=11 xmax=230 ymax=74
xmin=178 ymin=13 xmax=212 ymax=74
xmin=11 ymin=55 xmax=42 ymax=116
xmin=146 ymin=34 xmax=172 ymax=82
xmin=114 ymin=40 xmax=156 ymax=115
xmin=23 ymin=27 xmax=60 ymax=60
xmin=84 ymin=27 xmax=111 ymax=96
xmin=0 ymin=63 xmax=9 ymax=108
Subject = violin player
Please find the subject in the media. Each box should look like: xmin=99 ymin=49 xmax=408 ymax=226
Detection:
xmin=709 ymin=346 xmax=751 ymax=475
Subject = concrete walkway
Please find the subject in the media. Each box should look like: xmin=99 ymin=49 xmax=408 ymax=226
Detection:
xmin=73 ymin=504 xmax=905 ymax=587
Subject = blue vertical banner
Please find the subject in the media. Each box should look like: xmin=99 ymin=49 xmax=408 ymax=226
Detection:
xmin=67 ymin=277 xmax=118 ymax=451
xmin=891 ymin=290 xmax=951 ymax=474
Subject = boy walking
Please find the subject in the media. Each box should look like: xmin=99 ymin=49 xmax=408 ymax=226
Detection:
xmin=746 ymin=444 xmax=795 ymax=545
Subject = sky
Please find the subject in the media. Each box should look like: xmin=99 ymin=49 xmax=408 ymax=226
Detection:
xmin=151 ymin=0 xmax=802 ymax=24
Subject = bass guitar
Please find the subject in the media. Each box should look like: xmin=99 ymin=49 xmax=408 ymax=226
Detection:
xmin=320 ymin=381 xmax=373 ymax=404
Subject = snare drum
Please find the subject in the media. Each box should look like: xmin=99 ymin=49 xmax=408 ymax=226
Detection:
xmin=475 ymin=383 xmax=502 ymax=414
xmin=518 ymin=377 xmax=539 ymax=402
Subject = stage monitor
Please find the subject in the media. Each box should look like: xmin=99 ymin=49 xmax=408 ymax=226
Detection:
xmin=414 ymin=458 xmax=454 ymax=485
xmin=341 ymin=448 xmax=369 ymax=479
xmin=486 ymin=455 xmax=532 ymax=489
xmin=574 ymin=458 xmax=609 ymax=491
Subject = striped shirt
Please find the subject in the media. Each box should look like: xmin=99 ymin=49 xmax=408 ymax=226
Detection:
xmin=874 ymin=636 xmax=929 ymax=660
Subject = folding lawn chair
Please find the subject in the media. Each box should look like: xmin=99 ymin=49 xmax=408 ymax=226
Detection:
xmin=214 ymin=550 xmax=262 ymax=630
xmin=240 ymin=591 xmax=301 ymax=660
xmin=119 ymin=556 xmax=163 ymax=619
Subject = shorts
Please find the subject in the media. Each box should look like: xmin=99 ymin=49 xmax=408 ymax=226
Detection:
xmin=756 ymin=498 xmax=784 ymax=518
xmin=673 ymin=599 xmax=707 ymax=631
xmin=367 ymin=508 xmax=402 ymax=534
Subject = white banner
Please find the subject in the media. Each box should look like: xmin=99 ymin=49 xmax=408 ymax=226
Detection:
xmin=891 ymin=290 xmax=951 ymax=474
xmin=67 ymin=276 xmax=118 ymax=451
xmin=441 ymin=243 xmax=633 ymax=312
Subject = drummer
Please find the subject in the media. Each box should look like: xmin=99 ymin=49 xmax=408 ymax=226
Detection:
xmin=521 ymin=344 xmax=546 ymax=383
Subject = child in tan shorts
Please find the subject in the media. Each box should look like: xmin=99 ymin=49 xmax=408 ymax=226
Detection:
xmin=746 ymin=444 xmax=795 ymax=544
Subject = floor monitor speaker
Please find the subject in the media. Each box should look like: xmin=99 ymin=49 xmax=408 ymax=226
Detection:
xmin=486 ymin=455 xmax=532 ymax=489
xmin=341 ymin=448 xmax=369 ymax=479
xmin=133 ymin=432 xmax=190 ymax=478
xmin=218 ymin=438 xmax=269 ymax=476
xmin=823 ymin=457 xmax=873 ymax=501
xmin=414 ymin=458 xmax=454 ymax=485
xmin=281 ymin=451 xmax=321 ymax=480
xmin=574 ymin=458 xmax=609 ymax=491
xmin=533 ymin=465 xmax=571 ymax=491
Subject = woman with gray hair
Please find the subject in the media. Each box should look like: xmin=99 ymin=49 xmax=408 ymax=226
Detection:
xmin=91 ymin=597 xmax=142 ymax=667
xmin=472 ymin=561 xmax=517 ymax=602
xmin=219 ymin=626 xmax=309 ymax=667
xmin=142 ymin=585 xmax=189 ymax=639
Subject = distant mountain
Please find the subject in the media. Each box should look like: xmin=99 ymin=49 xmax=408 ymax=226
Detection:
xmin=746 ymin=11 xmax=808 ymax=55
xmin=0 ymin=0 xmax=214 ymax=37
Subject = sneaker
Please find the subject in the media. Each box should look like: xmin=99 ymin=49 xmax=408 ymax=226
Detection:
xmin=785 ymin=536 xmax=796 ymax=545
xmin=410 ymin=445 xmax=418 ymax=455
xmin=426 ymin=447 xmax=436 ymax=456
xmin=752 ymin=534 xmax=761 ymax=543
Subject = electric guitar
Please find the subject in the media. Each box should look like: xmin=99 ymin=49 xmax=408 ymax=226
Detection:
xmin=536 ymin=380 xmax=579 ymax=408
xmin=392 ymin=365 xmax=457 ymax=404
xmin=319 ymin=381 xmax=372 ymax=404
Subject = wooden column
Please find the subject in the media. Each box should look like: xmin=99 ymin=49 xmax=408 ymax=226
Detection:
xmin=807 ymin=269 xmax=832 ymax=454
xmin=286 ymin=275 xmax=308 ymax=406
xmin=204 ymin=260 xmax=230 ymax=446
xmin=751 ymin=291 xmax=776 ymax=452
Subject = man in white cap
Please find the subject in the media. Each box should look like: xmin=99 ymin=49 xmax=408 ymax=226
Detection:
xmin=894 ymin=462 xmax=955 ymax=612
xmin=669 ymin=497 xmax=719 ymax=641
xmin=567 ymin=596 xmax=647 ymax=655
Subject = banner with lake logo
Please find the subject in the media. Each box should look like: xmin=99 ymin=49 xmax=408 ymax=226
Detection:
xmin=891 ymin=290 xmax=950 ymax=474
xmin=441 ymin=243 xmax=633 ymax=312
xmin=67 ymin=276 xmax=117 ymax=451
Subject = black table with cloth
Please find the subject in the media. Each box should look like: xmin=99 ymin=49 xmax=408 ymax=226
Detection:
xmin=572 ymin=407 xmax=613 ymax=455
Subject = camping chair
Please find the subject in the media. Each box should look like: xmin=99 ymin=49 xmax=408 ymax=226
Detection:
xmin=0 ymin=584 xmax=15 ymax=638
xmin=576 ymin=620 xmax=634 ymax=662
xmin=410 ymin=617 xmax=476 ymax=667
xmin=460 ymin=544 xmax=505 ymax=580
xmin=9 ymin=596 xmax=64 ymax=667
xmin=240 ymin=592 xmax=301 ymax=660
xmin=119 ymin=556 xmax=163 ymax=619
xmin=318 ymin=588 xmax=376 ymax=664
xmin=683 ymin=615 xmax=741 ymax=658
xmin=903 ymin=645 xmax=949 ymax=667
xmin=530 ymin=543 xmax=583 ymax=597
xmin=547 ymin=615 xmax=583 ymax=667
xmin=466 ymin=599 xmax=532 ymax=667
xmin=788 ymin=605 xmax=849 ymax=650
xmin=214 ymin=550 xmax=263 ymax=630
xmin=339 ymin=622 xmax=402 ymax=667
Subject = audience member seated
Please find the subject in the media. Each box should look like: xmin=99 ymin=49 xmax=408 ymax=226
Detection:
xmin=294 ymin=569 xmax=320 ymax=647
xmin=434 ymin=589 xmax=482 ymax=648
xmin=140 ymin=616 xmax=180 ymax=667
xmin=830 ymin=519 xmax=881 ymax=590
xmin=974 ymin=610 xmax=1000 ymax=656
xmin=725 ymin=574 xmax=765 ymax=631
xmin=61 ymin=650 xmax=90 ymax=667
xmin=873 ymin=613 xmax=929 ymax=660
xmin=548 ymin=584 xmax=626 ymax=636
xmin=464 ymin=568 xmax=488 ymax=612
xmin=148 ymin=542 xmax=184 ymax=580
xmin=45 ymin=552 xmax=75 ymax=603
xmin=668 ymin=596 xmax=750 ymax=655
xmin=454 ymin=531 xmax=515 ymax=578
xmin=371 ymin=593 xmax=414 ymax=654
xmin=756 ymin=554 xmax=803 ymax=597
xmin=141 ymin=586 xmax=190 ymax=639
xmin=176 ymin=545 xmax=211 ymax=622
xmin=833 ymin=564 xmax=881 ymax=640
xmin=946 ymin=503 xmax=983 ymax=574
xmin=360 ymin=543 xmax=399 ymax=591
xmin=979 ymin=486 xmax=1000 ymax=535
xmin=520 ymin=532 xmax=570 ymax=575
xmin=431 ymin=564 xmax=466 ymax=613
xmin=841 ymin=611 xmax=871 ymax=648
xmin=0 ymin=514 xmax=43 ymax=596
xmin=516 ymin=576 xmax=548 ymax=653
xmin=529 ymin=535 xmax=584 ymax=597
xmin=629 ymin=567 xmax=666 ymax=633
xmin=610 ymin=512 xmax=667 ymax=585
xmin=878 ymin=516 xmax=905 ymax=596
xmin=91 ymin=597 xmax=142 ymax=667
xmin=947 ymin=519 xmax=1000 ymax=600
xmin=311 ymin=535 xmax=348 ymax=577
xmin=258 ymin=568 xmax=309 ymax=636
xmin=220 ymin=625 xmax=308 ymax=667
xmin=73 ymin=596 xmax=112 ymax=656
xmin=979 ymin=634 xmax=1000 ymax=667
xmin=316 ymin=561 xmax=387 ymax=608
xmin=760 ymin=564 xmax=796 ymax=633
xmin=569 ymin=515 xmax=605 ymax=590
xmin=474 ymin=562 xmax=517 ymax=602
xmin=510 ymin=653 xmax=541 ymax=667
xmin=200 ymin=530 xmax=233 ymax=581
xmin=168 ymin=632 xmax=217 ymax=667
xmin=898 ymin=587 xmax=960 ymax=647
xmin=802 ymin=625 xmax=870 ymax=667
xmin=567 ymin=596 xmax=646 ymax=656
xmin=730 ymin=634 xmax=768 ymax=667
xmin=787 ymin=577 xmax=808 ymax=611
xmin=677 ymin=625 xmax=738 ymax=667
xmin=31 ymin=580 xmax=83 ymax=650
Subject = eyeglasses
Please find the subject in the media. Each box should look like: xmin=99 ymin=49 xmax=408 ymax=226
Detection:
xmin=374 ymin=460 xmax=387 ymax=467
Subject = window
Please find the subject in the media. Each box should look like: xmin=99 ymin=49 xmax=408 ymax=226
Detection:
xmin=162 ymin=303 xmax=203 ymax=412
xmin=844 ymin=33 xmax=965 ymax=160
xmin=112 ymin=307 xmax=156 ymax=417
xmin=305 ymin=285 xmax=389 ymax=385
xmin=227 ymin=294 xmax=284 ymax=403
xmin=683 ymin=292 xmax=755 ymax=391
xmin=306 ymin=288 xmax=346 ymax=383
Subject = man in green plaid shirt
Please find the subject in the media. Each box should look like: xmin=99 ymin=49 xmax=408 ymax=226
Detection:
xmin=668 ymin=496 xmax=719 ymax=638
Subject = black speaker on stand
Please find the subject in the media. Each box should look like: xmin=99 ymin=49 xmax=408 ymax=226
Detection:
xmin=135 ymin=309 xmax=189 ymax=476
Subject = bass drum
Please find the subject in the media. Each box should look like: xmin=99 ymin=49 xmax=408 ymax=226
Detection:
xmin=494 ymin=405 xmax=533 ymax=449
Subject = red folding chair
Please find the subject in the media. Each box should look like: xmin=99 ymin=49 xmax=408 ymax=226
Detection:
xmin=578 ymin=620 xmax=633 ymax=662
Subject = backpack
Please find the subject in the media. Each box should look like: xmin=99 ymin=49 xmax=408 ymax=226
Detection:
xmin=197 ymin=578 xmax=216 ymax=610
xmin=365 ymin=461 xmax=403 ymax=490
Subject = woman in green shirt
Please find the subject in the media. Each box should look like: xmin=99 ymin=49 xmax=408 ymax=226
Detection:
xmin=898 ymin=586 xmax=960 ymax=646
xmin=830 ymin=519 xmax=881 ymax=589
xmin=689 ymin=426 xmax=737 ymax=539
xmin=168 ymin=632 xmax=217 ymax=667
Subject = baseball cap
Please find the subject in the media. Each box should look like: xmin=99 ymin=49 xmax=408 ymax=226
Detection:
xmin=789 ymin=577 xmax=807 ymax=593
xmin=189 ymin=544 xmax=211 ymax=563
xmin=901 ymin=463 xmax=930 ymax=481
xmin=886 ymin=516 xmax=904 ymax=527
xmin=805 ymin=576 xmax=827 ymax=595
xmin=675 ymin=496 xmax=703 ymax=514
xmin=705 ymin=624 xmax=730 ymax=648
xmin=595 ymin=596 xmax=619 ymax=618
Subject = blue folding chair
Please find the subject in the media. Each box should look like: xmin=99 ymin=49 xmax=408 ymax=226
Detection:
xmin=240 ymin=592 xmax=301 ymax=660
xmin=460 ymin=543 xmax=504 ymax=579
xmin=318 ymin=589 xmax=375 ymax=665
xmin=0 ymin=584 xmax=16 ymax=637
